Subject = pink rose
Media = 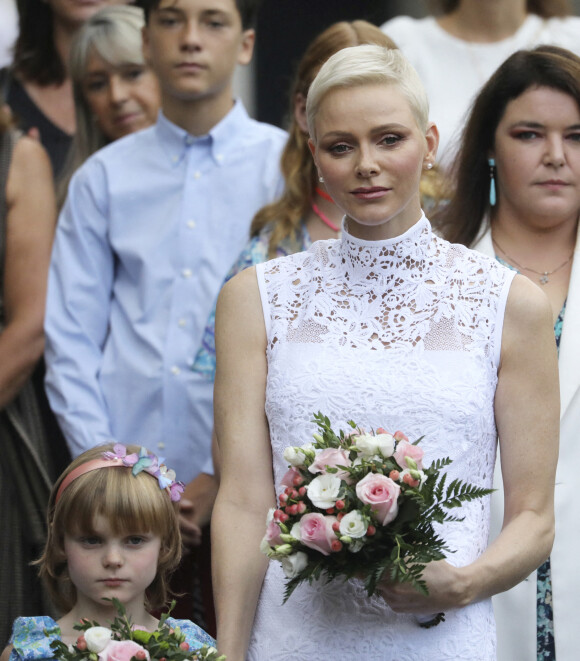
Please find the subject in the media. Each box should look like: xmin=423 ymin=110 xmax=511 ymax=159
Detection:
xmin=394 ymin=440 xmax=424 ymax=470
xmin=99 ymin=641 xmax=149 ymax=661
xmin=297 ymin=512 xmax=337 ymax=556
xmin=280 ymin=466 xmax=301 ymax=488
xmin=308 ymin=448 xmax=352 ymax=481
xmin=356 ymin=473 xmax=401 ymax=526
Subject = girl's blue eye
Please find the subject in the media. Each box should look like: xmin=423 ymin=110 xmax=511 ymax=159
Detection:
xmin=127 ymin=535 xmax=147 ymax=546
xmin=80 ymin=536 xmax=102 ymax=546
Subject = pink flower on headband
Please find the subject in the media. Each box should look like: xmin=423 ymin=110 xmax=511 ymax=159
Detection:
xmin=102 ymin=443 xmax=139 ymax=465
xmin=100 ymin=444 xmax=185 ymax=502
xmin=169 ymin=482 xmax=185 ymax=502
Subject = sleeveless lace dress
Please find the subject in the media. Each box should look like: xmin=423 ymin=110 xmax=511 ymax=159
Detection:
xmin=248 ymin=215 xmax=516 ymax=661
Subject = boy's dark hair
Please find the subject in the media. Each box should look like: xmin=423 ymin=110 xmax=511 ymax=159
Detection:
xmin=137 ymin=0 xmax=263 ymax=30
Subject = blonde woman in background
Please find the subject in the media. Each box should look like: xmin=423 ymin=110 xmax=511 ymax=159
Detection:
xmin=57 ymin=5 xmax=160 ymax=208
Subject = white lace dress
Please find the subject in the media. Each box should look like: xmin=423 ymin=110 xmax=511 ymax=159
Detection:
xmin=249 ymin=214 xmax=515 ymax=661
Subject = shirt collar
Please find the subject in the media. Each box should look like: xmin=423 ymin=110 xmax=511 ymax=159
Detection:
xmin=155 ymin=100 xmax=250 ymax=167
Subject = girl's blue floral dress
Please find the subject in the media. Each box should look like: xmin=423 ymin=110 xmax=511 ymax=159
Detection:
xmin=8 ymin=617 xmax=215 ymax=661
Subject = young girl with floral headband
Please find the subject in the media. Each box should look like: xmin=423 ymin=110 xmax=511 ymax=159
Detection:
xmin=0 ymin=444 xmax=218 ymax=661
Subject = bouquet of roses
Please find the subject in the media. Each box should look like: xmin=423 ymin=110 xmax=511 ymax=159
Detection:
xmin=49 ymin=599 xmax=225 ymax=661
xmin=261 ymin=412 xmax=492 ymax=617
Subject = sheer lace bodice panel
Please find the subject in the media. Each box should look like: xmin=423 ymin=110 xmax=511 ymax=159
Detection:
xmin=250 ymin=215 xmax=515 ymax=660
xmin=260 ymin=214 xmax=509 ymax=355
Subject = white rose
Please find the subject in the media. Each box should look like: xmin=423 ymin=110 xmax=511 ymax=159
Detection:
xmin=339 ymin=510 xmax=367 ymax=538
xmin=354 ymin=433 xmax=395 ymax=459
xmin=283 ymin=446 xmax=305 ymax=466
xmin=280 ymin=551 xmax=309 ymax=579
xmin=306 ymin=473 xmax=342 ymax=509
xmin=84 ymin=627 xmax=113 ymax=653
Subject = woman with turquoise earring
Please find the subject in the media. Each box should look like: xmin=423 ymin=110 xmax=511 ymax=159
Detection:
xmin=435 ymin=45 xmax=580 ymax=661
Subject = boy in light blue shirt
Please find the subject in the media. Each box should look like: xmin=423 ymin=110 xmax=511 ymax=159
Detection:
xmin=45 ymin=0 xmax=286 ymax=539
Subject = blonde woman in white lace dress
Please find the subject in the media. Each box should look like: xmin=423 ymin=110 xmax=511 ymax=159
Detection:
xmin=211 ymin=46 xmax=558 ymax=661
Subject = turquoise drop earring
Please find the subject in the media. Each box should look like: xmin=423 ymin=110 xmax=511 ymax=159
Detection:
xmin=488 ymin=157 xmax=497 ymax=207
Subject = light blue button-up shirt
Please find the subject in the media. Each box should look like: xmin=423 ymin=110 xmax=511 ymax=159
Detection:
xmin=45 ymin=102 xmax=286 ymax=484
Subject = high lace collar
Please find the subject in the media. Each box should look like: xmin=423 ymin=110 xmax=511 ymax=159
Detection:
xmin=338 ymin=213 xmax=433 ymax=282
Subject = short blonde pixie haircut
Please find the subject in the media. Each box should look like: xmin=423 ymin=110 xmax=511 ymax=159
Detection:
xmin=38 ymin=444 xmax=182 ymax=613
xmin=306 ymin=45 xmax=430 ymax=140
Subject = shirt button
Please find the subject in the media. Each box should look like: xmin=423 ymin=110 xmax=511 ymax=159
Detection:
xmin=171 ymin=366 xmax=181 ymax=375
xmin=178 ymin=319 xmax=186 ymax=328
xmin=187 ymin=220 xmax=196 ymax=229
xmin=172 ymin=155 xmax=179 ymax=163
xmin=193 ymin=171 xmax=201 ymax=179
xmin=157 ymin=442 xmax=166 ymax=450
xmin=185 ymin=135 xmax=195 ymax=146
xmin=182 ymin=268 xmax=192 ymax=278
xmin=216 ymin=154 xmax=224 ymax=162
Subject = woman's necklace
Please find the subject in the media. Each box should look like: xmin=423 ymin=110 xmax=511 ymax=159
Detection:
xmin=492 ymin=236 xmax=574 ymax=285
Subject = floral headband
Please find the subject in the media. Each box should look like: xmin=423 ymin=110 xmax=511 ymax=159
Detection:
xmin=55 ymin=444 xmax=185 ymax=504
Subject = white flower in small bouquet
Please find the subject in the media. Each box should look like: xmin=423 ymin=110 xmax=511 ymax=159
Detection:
xmin=261 ymin=412 xmax=493 ymax=627
xmin=48 ymin=599 xmax=225 ymax=661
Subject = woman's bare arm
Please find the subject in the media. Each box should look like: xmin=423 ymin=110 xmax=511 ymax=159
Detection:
xmin=0 ymin=136 xmax=55 ymax=408
xmin=211 ymin=267 xmax=276 ymax=660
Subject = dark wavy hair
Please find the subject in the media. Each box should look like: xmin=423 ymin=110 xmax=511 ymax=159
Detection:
xmin=434 ymin=45 xmax=580 ymax=246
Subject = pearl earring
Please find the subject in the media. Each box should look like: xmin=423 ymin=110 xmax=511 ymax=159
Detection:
xmin=319 ymin=176 xmax=324 ymax=183
xmin=425 ymin=162 xmax=433 ymax=170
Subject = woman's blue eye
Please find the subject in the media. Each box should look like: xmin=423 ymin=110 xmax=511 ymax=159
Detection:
xmin=329 ymin=144 xmax=350 ymax=154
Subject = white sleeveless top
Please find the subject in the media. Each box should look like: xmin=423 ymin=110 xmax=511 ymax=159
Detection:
xmin=249 ymin=215 xmax=515 ymax=660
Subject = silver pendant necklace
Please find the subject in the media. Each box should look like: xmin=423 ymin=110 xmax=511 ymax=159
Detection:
xmin=492 ymin=237 xmax=573 ymax=285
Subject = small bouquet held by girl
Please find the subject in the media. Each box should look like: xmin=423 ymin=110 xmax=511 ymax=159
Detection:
xmin=49 ymin=598 xmax=224 ymax=661
xmin=261 ymin=413 xmax=493 ymax=620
